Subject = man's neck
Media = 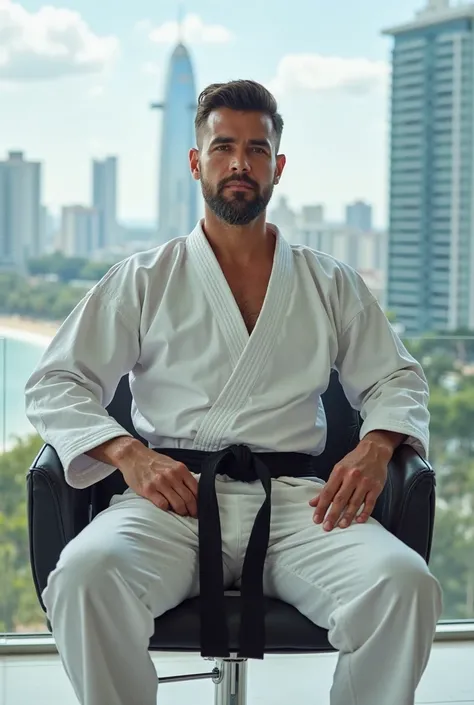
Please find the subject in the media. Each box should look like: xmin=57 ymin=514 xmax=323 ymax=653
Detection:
xmin=201 ymin=211 xmax=275 ymax=267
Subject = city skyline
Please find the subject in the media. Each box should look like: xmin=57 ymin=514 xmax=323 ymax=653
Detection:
xmin=0 ymin=0 xmax=435 ymax=228
xmin=3 ymin=0 xmax=470 ymax=334
xmin=0 ymin=147 xmax=378 ymax=231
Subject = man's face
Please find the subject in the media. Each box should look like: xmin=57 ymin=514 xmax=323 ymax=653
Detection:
xmin=190 ymin=108 xmax=286 ymax=226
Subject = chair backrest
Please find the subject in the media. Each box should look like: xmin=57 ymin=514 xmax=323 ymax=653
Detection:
xmin=90 ymin=370 xmax=361 ymax=516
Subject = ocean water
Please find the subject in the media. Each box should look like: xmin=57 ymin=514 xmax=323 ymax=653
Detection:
xmin=0 ymin=334 xmax=49 ymax=452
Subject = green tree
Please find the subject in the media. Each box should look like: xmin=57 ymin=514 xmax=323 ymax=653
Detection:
xmin=28 ymin=252 xmax=88 ymax=282
xmin=79 ymin=261 xmax=115 ymax=280
xmin=0 ymin=273 xmax=86 ymax=323
xmin=405 ymin=332 xmax=474 ymax=619
xmin=28 ymin=252 xmax=116 ymax=283
xmin=0 ymin=434 xmax=47 ymax=632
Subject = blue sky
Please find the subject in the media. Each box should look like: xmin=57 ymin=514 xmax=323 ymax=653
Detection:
xmin=0 ymin=0 xmax=430 ymax=227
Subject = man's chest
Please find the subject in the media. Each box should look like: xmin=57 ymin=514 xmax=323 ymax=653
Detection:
xmin=221 ymin=266 xmax=272 ymax=334
xmin=139 ymin=265 xmax=339 ymax=409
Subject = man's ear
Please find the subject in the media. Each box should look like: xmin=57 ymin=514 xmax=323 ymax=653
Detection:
xmin=275 ymin=153 xmax=286 ymax=183
xmin=189 ymin=148 xmax=200 ymax=181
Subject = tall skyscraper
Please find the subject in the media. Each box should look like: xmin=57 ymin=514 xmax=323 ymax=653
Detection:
xmin=151 ymin=42 xmax=198 ymax=244
xmin=60 ymin=206 xmax=100 ymax=258
xmin=384 ymin=0 xmax=474 ymax=335
xmin=346 ymin=200 xmax=373 ymax=232
xmin=92 ymin=157 xmax=118 ymax=250
xmin=0 ymin=151 xmax=42 ymax=273
xmin=40 ymin=206 xmax=56 ymax=254
xmin=269 ymin=195 xmax=298 ymax=244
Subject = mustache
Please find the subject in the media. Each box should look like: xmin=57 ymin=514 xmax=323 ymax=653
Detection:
xmin=218 ymin=174 xmax=258 ymax=193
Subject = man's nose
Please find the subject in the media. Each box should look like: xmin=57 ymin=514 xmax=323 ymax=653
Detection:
xmin=230 ymin=149 xmax=250 ymax=172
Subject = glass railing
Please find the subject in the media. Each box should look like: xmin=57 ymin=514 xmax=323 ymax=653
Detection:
xmin=404 ymin=334 xmax=474 ymax=622
xmin=0 ymin=335 xmax=6 ymax=646
xmin=0 ymin=327 xmax=473 ymax=640
xmin=0 ymin=330 xmax=51 ymax=642
xmin=1 ymin=336 xmax=5 ymax=453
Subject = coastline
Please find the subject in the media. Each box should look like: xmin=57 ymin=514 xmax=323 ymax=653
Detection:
xmin=0 ymin=314 xmax=61 ymax=347
xmin=0 ymin=315 xmax=61 ymax=454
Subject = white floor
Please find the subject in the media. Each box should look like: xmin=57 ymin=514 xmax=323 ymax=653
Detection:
xmin=0 ymin=641 xmax=472 ymax=705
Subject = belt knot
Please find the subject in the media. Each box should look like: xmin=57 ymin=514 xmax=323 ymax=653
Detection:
xmin=227 ymin=444 xmax=255 ymax=482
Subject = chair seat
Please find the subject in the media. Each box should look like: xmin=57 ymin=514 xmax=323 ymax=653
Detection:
xmin=150 ymin=594 xmax=335 ymax=655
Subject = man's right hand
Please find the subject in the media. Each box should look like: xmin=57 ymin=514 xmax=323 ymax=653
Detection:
xmin=87 ymin=437 xmax=198 ymax=517
xmin=120 ymin=448 xmax=198 ymax=516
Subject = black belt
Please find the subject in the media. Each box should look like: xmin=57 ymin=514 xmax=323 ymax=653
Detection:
xmin=153 ymin=444 xmax=321 ymax=659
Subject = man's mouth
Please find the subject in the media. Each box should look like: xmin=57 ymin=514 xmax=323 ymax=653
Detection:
xmin=225 ymin=182 xmax=254 ymax=191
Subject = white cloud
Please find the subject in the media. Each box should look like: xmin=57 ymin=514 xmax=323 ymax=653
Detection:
xmin=148 ymin=13 xmax=233 ymax=45
xmin=268 ymin=54 xmax=390 ymax=96
xmin=141 ymin=61 xmax=160 ymax=76
xmin=0 ymin=0 xmax=119 ymax=82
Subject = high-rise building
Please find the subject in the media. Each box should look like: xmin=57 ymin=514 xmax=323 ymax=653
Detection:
xmin=346 ymin=200 xmax=373 ymax=232
xmin=297 ymin=221 xmax=381 ymax=272
xmin=384 ymin=0 xmax=474 ymax=334
xmin=151 ymin=42 xmax=198 ymax=244
xmin=0 ymin=151 xmax=42 ymax=273
xmin=92 ymin=157 xmax=118 ymax=250
xmin=269 ymin=195 xmax=298 ymax=244
xmin=301 ymin=205 xmax=325 ymax=227
xmin=40 ymin=206 xmax=56 ymax=254
xmin=60 ymin=206 xmax=100 ymax=258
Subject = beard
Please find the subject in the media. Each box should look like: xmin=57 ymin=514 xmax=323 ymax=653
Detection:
xmin=201 ymin=173 xmax=274 ymax=226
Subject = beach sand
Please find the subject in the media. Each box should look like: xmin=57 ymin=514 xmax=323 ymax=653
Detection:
xmin=0 ymin=314 xmax=61 ymax=346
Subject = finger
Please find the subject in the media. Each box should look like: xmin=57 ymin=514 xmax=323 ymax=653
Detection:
xmin=337 ymin=487 xmax=368 ymax=528
xmin=321 ymin=483 xmax=356 ymax=530
xmin=159 ymin=485 xmax=191 ymax=516
xmin=355 ymin=490 xmax=379 ymax=523
xmin=170 ymin=474 xmax=198 ymax=517
xmin=176 ymin=483 xmax=198 ymax=518
xmin=314 ymin=470 xmax=350 ymax=526
xmin=313 ymin=475 xmax=343 ymax=523
xmin=309 ymin=495 xmax=320 ymax=507
xmin=182 ymin=470 xmax=199 ymax=498
xmin=149 ymin=491 xmax=170 ymax=511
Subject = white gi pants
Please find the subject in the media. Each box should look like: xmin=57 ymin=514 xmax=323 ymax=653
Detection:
xmin=42 ymin=476 xmax=443 ymax=705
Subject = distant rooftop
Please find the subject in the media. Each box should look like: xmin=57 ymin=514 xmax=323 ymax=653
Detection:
xmin=383 ymin=0 xmax=474 ymax=36
xmin=7 ymin=151 xmax=25 ymax=161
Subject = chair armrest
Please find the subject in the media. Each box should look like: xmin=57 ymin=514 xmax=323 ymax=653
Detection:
xmin=27 ymin=443 xmax=91 ymax=609
xmin=373 ymin=444 xmax=436 ymax=563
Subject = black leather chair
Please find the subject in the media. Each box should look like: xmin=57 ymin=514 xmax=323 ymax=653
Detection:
xmin=27 ymin=370 xmax=436 ymax=705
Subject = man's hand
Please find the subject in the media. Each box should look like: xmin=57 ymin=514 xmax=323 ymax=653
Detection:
xmin=309 ymin=437 xmax=392 ymax=531
xmin=88 ymin=438 xmax=199 ymax=517
xmin=119 ymin=447 xmax=199 ymax=516
xmin=86 ymin=436 xmax=198 ymax=518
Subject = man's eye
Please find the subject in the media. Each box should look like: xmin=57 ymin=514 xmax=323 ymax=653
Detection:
xmin=216 ymin=145 xmax=229 ymax=151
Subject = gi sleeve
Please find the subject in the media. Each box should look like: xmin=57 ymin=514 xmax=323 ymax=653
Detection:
xmin=24 ymin=276 xmax=141 ymax=489
xmin=334 ymin=294 xmax=430 ymax=460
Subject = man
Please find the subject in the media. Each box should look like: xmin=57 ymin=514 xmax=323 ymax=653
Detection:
xmin=25 ymin=80 xmax=442 ymax=705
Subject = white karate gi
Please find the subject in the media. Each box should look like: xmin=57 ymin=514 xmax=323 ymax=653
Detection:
xmin=25 ymin=221 xmax=443 ymax=705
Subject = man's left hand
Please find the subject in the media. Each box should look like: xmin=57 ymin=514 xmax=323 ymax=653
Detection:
xmin=309 ymin=439 xmax=391 ymax=531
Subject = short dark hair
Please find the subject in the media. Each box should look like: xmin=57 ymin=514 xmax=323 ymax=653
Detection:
xmin=195 ymin=80 xmax=284 ymax=150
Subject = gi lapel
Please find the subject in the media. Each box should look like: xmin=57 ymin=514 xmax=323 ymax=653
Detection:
xmin=186 ymin=222 xmax=294 ymax=451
